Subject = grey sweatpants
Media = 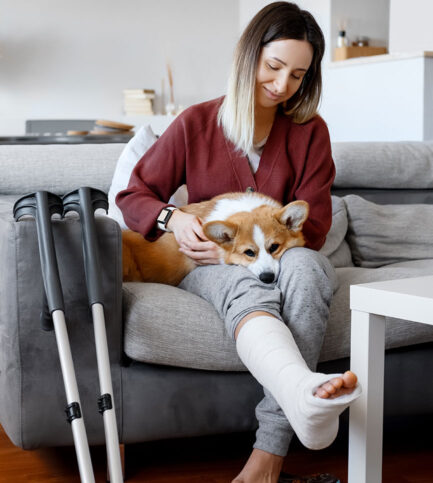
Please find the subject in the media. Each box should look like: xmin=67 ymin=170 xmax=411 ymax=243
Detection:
xmin=178 ymin=247 xmax=337 ymax=457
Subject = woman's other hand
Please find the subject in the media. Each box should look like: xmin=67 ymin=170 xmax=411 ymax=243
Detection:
xmin=167 ymin=209 xmax=222 ymax=265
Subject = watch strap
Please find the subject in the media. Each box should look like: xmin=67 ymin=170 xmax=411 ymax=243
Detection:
xmin=157 ymin=206 xmax=177 ymax=232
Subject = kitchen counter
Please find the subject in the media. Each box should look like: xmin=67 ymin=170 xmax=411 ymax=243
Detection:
xmin=329 ymin=50 xmax=433 ymax=68
xmin=0 ymin=134 xmax=132 ymax=145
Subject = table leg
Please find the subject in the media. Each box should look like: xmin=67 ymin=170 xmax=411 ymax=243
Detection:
xmin=348 ymin=310 xmax=385 ymax=483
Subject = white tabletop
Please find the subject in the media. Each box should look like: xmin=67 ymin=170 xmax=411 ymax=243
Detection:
xmin=350 ymin=275 xmax=433 ymax=325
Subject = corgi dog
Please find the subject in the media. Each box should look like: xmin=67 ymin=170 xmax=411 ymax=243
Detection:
xmin=122 ymin=192 xmax=309 ymax=286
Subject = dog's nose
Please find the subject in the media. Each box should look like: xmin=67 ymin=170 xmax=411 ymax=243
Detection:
xmin=259 ymin=272 xmax=275 ymax=284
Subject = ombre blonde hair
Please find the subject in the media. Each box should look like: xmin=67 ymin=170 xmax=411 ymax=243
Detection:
xmin=218 ymin=1 xmax=325 ymax=155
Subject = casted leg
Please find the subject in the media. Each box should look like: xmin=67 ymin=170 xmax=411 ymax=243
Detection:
xmin=236 ymin=317 xmax=360 ymax=450
xmin=235 ymin=249 xmax=360 ymax=450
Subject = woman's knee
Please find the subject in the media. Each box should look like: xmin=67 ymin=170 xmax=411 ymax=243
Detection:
xmin=180 ymin=263 xmax=283 ymax=338
xmin=279 ymin=247 xmax=338 ymax=297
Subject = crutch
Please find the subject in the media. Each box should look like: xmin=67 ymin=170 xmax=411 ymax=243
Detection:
xmin=13 ymin=191 xmax=95 ymax=483
xmin=63 ymin=187 xmax=123 ymax=483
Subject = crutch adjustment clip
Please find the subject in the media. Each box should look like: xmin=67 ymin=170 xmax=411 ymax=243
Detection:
xmin=65 ymin=402 xmax=82 ymax=423
xmin=98 ymin=393 xmax=113 ymax=414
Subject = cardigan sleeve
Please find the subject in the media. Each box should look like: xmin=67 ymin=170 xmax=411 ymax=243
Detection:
xmin=293 ymin=118 xmax=335 ymax=251
xmin=115 ymin=112 xmax=188 ymax=241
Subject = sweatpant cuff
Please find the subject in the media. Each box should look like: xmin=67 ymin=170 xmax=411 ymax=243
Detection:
xmin=229 ymin=307 xmax=282 ymax=340
xmin=253 ymin=425 xmax=294 ymax=457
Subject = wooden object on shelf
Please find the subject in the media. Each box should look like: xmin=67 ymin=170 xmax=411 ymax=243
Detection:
xmin=67 ymin=130 xmax=89 ymax=136
xmin=95 ymin=119 xmax=134 ymax=131
xmin=334 ymin=46 xmax=387 ymax=61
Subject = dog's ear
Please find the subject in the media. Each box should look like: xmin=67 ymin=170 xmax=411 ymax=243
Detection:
xmin=203 ymin=220 xmax=238 ymax=245
xmin=276 ymin=200 xmax=309 ymax=232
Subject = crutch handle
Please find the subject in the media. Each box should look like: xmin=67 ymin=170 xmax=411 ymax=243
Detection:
xmin=63 ymin=187 xmax=108 ymax=307
xmin=13 ymin=191 xmax=65 ymax=314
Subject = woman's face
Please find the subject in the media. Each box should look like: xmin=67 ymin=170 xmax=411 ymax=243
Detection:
xmin=255 ymin=38 xmax=313 ymax=111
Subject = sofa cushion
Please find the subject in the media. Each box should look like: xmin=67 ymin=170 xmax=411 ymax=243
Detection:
xmin=124 ymin=260 xmax=433 ymax=370
xmin=123 ymin=282 xmax=246 ymax=371
xmin=319 ymin=196 xmax=353 ymax=268
xmin=327 ymin=240 xmax=353 ymax=268
xmin=320 ymin=259 xmax=433 ymax=362
xmin=344 ymin=194 xmax=433 ymax=268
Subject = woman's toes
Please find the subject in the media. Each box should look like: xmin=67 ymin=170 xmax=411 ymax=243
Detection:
xmin=315 ymin=372 xmax=359 ymax=399
xmin=329 ymin=377 xmax=343 ymax=391
xmin=322 ymin=382 xmax=337 ymax=394
xmin=315 ymin=386 xmax=330 ymax=398
xmin=343 ymin=371 xmax=358 ymax=388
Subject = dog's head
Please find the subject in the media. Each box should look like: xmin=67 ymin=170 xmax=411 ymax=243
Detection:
xmin=203 ymin=200 xmax=309 ymax=284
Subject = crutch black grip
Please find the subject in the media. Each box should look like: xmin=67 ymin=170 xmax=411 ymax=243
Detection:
xmin=40 ymin=288 xmax=54 ymax=331
xmin=13 ymin=191 xmax=65 ymax=314
xmin=62 ymin=187 xmax=108 ymax=306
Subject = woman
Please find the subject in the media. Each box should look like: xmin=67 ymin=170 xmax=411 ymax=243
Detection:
xmin=117 ymin=2 xmax=361 ymax=482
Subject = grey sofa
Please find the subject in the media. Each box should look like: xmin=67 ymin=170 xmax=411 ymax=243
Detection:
xmin=1 ymin=140 xmax=433 ymax=451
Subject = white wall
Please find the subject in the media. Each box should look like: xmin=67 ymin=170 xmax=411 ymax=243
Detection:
xmin=389 ymin=0 xmax=433 ymax=53
xmin=0 ymin=0 xmax=239 ymax=135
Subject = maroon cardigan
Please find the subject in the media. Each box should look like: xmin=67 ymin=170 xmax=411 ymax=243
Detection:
xmin=116 ymin=97 xmax=335 ymax=251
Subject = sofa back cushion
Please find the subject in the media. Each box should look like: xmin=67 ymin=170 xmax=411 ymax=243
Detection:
xmin=344 ymin=194 xmax=433 ymax=267
xmin=0 ymin=144 xmax=125 ymax=195
xmin=332 ymin=141 xmax=433 ymax=189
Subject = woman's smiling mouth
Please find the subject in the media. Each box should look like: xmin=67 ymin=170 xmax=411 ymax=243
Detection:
xmin=263 ymin=86 xmax=284 ymax=101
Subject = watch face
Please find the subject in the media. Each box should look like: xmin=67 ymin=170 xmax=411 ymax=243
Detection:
xmin=158 ymin=208 xmax=174 ymax=227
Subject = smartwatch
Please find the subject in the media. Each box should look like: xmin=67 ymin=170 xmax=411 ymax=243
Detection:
xmin=157 ymin=206 xmax=177 ymax=232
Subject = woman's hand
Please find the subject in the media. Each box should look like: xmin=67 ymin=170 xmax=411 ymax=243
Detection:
xmin=166 ymin=209 xmax=222 ymax=266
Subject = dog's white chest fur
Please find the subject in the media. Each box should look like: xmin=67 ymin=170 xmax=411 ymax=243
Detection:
xmin=205 ymin=194 xmax=279 ymax=223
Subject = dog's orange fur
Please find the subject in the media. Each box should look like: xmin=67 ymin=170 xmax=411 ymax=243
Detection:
xmin=122 ymin=192 xmax=309 ymax=286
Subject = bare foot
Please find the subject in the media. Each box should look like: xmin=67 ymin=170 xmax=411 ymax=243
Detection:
xmin=314 ymin=370 xmax=358 ymax=399
xmin=232 ymin=448 xmax=284 ymax=483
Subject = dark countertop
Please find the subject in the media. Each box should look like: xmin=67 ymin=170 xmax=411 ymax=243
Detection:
xmin=0 ymin=134 xmax=132 ymax=145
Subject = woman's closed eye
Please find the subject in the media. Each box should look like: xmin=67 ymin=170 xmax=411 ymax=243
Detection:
xmin=267 ymin=63 xmax=279 ymax=71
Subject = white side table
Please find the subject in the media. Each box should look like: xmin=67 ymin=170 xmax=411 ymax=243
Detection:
xmin=348 ymin=275 xmax=433 ymax=483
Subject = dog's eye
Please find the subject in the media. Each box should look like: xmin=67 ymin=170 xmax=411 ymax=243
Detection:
xmin=244 ymin=249 xmax=256 ymax=257
xmin=269 ymin=243 xmax=279 ymax=254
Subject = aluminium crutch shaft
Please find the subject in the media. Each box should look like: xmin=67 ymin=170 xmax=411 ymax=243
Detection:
xmin=63 ymin=187 xmax=123 ymax=483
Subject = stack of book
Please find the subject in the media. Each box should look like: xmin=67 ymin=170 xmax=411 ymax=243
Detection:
xmin=90 ymin=119 xmax=135 ymax=136
xmin=123 ymin=89 xmax=155 ymax=116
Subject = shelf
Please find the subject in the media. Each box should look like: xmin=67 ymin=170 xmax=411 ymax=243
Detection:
xmin=329 ymin=50 xmax=433 ymax=68
xmin=334 ymin=46 xmax=388 ymax=61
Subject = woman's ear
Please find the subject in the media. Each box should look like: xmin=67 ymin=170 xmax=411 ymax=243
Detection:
xmin=203 ymin=220 xmax=238 ymax=245
xmin=276 ymin=200 xmax=309 ymax=232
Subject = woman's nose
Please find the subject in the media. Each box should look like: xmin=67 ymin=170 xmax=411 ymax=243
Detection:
xmin=273 ymin=75 xmax=288 ymax=94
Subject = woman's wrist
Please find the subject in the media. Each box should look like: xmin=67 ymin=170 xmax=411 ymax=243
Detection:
xmin=165 ymin=207 xmax=182 ymax=232
xmin=157 ymin=206 xmax=177 ymax=232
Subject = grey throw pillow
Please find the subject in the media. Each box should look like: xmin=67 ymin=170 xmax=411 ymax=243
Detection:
xmin=320 ymin=196 xmax=353 ymax=267
xmin=344 ymin=194 xmax=433 ymax=268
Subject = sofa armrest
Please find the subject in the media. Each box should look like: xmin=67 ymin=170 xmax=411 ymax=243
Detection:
xmin=0 ymin=199 xmax=123 ymax=449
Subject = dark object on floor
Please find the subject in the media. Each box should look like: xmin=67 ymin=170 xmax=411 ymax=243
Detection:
xmin=278 ymin=471 xmax=340 ymax=483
